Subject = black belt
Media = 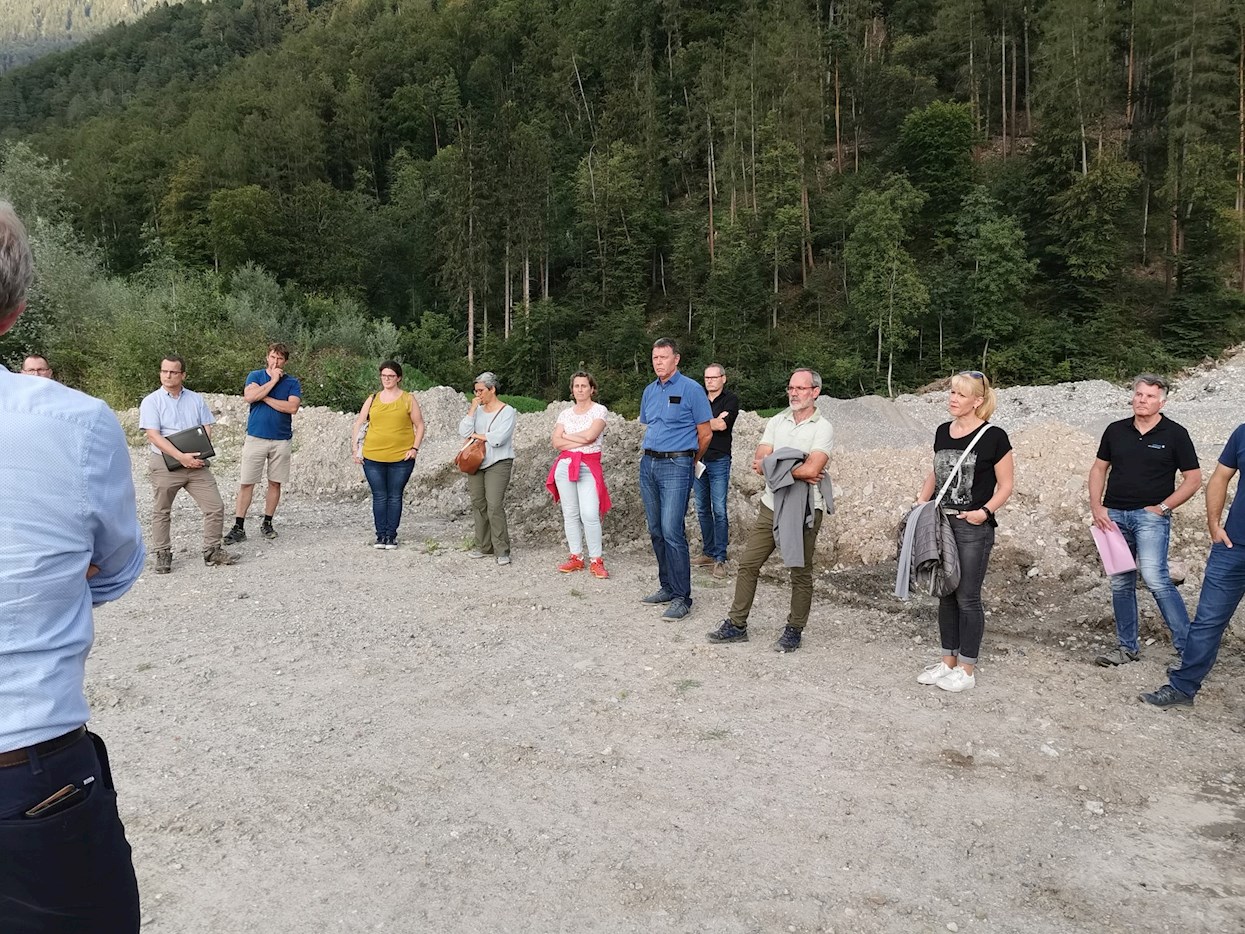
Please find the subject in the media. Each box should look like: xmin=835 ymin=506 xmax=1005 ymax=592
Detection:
xmin=643 ymin=449 xmax=696 ymax=459
xmin=0 ymin=725 xmax=88 ymax=769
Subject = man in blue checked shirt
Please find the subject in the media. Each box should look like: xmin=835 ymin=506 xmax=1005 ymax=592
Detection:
xmin=0 ymin=201 xmax=144 ymax=931
xmin=638 ymin=338 xmax=712 ymax=621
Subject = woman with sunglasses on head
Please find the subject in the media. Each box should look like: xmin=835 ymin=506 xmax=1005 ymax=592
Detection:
xmin=352 ymin=361 xmax=425 ymax=549
xmin=546 ymin=371 xmax=612 ymax=579
xmin=459 ymin=372 xmax=517 ymax=566
xmin=913 ymin=370 xmax=1015 ymax=692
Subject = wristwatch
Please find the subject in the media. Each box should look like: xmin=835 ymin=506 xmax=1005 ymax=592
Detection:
xmin=1158 ymin=502 xmax=1172 ymax=516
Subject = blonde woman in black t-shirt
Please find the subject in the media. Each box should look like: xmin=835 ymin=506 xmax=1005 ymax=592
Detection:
xmin=913 ymin=371 xmax=1015 ymax=692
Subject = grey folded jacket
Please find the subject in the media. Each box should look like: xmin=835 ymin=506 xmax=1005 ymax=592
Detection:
xmin=762 ymin=446 xmax=834 ymax=568
xmin=894 ymin=501 xmax=961 ymax=599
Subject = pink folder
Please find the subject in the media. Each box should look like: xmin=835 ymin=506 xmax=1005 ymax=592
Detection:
xmin=1091 ymin=525 xmax=1137 ymax=575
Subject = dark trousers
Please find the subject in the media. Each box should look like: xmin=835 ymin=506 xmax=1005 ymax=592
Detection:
xmin=362 ymin=457 xmax=416 ymax=540
xmin=728 ymin=504 xmax=823 ymax=630
xmin=938 ymin=517 xmax=995 ymax=664
xmin=0 ymin=730 xmax=140 ymax=933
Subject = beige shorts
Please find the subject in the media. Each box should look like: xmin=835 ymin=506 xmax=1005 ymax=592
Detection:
xmin=240 ymin=436 xmax=292 ymax=485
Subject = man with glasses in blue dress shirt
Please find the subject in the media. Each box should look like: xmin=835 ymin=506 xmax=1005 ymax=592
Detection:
xmin=0 ymin=201 xmax=145 ymax=931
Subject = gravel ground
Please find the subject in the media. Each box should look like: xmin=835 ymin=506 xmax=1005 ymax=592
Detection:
xmin=93 ymin=354 xmax=1245 ymax=932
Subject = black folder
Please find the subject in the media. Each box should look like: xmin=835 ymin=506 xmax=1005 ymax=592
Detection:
xmin=162 ymin=425 xmax=216 ymax=470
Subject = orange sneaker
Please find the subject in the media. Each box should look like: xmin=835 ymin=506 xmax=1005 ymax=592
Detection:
xmin=558 ymin=554 xmax=585 ymax=573
xmin=589 ymin=557 xmax=609 ymax=579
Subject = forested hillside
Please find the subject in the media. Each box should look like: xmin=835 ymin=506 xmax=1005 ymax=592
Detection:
xmin=0 ymin=0 xmax=173 ymax=72
xmin=0 ymin=0 xmax=1242 ymax=413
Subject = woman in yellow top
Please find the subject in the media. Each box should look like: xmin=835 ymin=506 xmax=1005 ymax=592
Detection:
xmin=351 ymin=361 xmax=426 ymax=549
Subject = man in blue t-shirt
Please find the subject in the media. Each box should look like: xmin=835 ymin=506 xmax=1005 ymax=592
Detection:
xmin=637 ymin=338 xmax=712 ymax=620
xmin=1141 ymin=423 xmax=1245 ymax=707
xmin=224 ymin=343 xmax=302 ymax=544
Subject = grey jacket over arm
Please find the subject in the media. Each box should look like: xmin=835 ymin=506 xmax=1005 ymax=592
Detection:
xmin=762 ymin=446 xmax=834 ymax=567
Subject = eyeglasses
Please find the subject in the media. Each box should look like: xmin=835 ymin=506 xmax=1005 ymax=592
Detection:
xmin=22 ymin=367 xmax=51 ymax=374
xmin=704 ymin=374 xmax=725 ymax=380
xmin=958 ymin=370 xmax=986 ymax=380
xmin=379 ymin=372 xmax=399 ymax=379
xmin=160 ymin=369 xmax=184 ymax=375
xmin=787 ymin=385 xmax=815 ymax=393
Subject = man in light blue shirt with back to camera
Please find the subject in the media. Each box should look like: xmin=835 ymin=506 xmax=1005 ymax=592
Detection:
xmin=0 ymin=201 xmax=145 ymax=930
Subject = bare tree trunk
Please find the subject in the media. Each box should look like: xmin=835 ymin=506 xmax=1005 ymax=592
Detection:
xmin=523 ymin=249 xmax=531 ymax=330
xmin=802 ymin=181 xmax=813 ymax=280
xmin=1023 ymin=4 xmax=1032 ymax=134
xmin=969 ymin=10 xmax=980 ymax=133
xmin=1001 ymin=22 xmax=1008 ymax=157
xmin=833 ymin=56 xmax=844 ymax=172
xmin=772 ymin=246 xmax=779 ymax=328
xmin=707 ymin=113 xmax=716 ymax=263
xmin=1071 ymin=30 xmax=1089 ymax=175
xmin=1125 ymin=2 xmax=1137 ymax=143
xmin=503 ymin=243 xmax=511 ymax=339
xmin=467 ymin=284 xmax=475 ymax=363
xmin=1141 ymin=177 xmax=1150 ymax=265
xmin=981 ymin=337 xmax=989 ymax=372
xmin=1011 ymin=36 xmax=1018 ymax=149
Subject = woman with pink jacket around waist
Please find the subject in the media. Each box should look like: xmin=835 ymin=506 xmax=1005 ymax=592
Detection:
xmin=546 ymin=371 xmax=612 ymax=579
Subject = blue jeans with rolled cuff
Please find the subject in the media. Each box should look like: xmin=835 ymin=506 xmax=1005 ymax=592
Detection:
xmin=362 ymin=457 xmax=416 ymax=541
xmin=1107 ymin=508 xmax=1190 ymax=654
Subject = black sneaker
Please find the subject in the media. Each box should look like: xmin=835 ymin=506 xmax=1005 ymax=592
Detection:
xmin=223 ymin=526 xmax=246 ymax=545
xmin=773 ymin=626 xmax=802 ymax=653
xmin=260 ymin=523 xmax=278 ymax=541
xmin=661 ymin=598 xmax=691 ymax=620
xmin=707 ymin=620 xmax=749 ymax=643
xmin=1139 ymin=684 xmax=1194 ymax=708
xmin=641 ymin=588 xmax=674 ymax=605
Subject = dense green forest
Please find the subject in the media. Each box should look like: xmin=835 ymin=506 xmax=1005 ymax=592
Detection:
xmin=0 ymin=0 xmax=170 ymax=73
xmin=1 ymin=0 xmax=1243 ymax=413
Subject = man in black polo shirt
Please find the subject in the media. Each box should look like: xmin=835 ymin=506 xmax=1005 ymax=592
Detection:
xmin=1088 ymin=374 xmax=1201 ymax=666
xmin=692 ymin=363 xmax=738 ymax=579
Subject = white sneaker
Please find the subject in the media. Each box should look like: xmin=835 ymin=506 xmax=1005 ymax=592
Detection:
xmin=936 ymin=667 xmax=976 ymax=693
xmin=917 ymin=661 xmax=955 ymax=685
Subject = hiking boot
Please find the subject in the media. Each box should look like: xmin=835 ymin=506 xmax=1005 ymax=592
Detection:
xmin=154 ymin=550 xmax=172 ymax=575
xmin=773 ymin=626 xmax=802 ymax=653
xmin=641 ymin=588 xmax=674 ymax=605
xmin=662 ymin=598 xmax=691 ymax=620
xmin=558 ymin=554 xmax=585 ymax=573
xmin=692 ymin=555 xmax=715 ymax=567
xmin=260 ymin=523 xmax=278 ymax=541
xmin=1140 ymin=684 xmax=1194 ymax=708
xmin=222 ymin=525 xmax=246 ymax=545
xmin=917 ymin=661 xmax=955 ymax=685
xmin=712 ymin=561 xmax=728 ymax=579
xmin=936 ymin=667 xmax=976 ymax=692
xmin=203 ymin=545 xmax=237 ymax=567
xmin=1095 ymin=646 xmax=1140 ymax=667
xmin=589 ymin=558 xmax=609 ymax=579
xmin=707 ymin=620 xmax=749 ymax=643
xmin=496 ymin=554 xmax=511 ymax=566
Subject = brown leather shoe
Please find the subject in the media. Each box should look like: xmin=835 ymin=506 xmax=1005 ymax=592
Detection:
xmin=692 ymin=554 xmax=715 ymax=567
xmin=154 ymin=550 xmax=172 ymax=574
xmin=712 ymin=561 xmax=728 ymax=579
xmin=203 ymin=545 xmax=238 ymax=567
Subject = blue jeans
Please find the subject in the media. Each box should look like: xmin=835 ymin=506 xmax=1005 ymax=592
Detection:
xmin=0 ymin=730 xmax=140 ymax=932
xmin=693 ymin=456 xmax=731 ymax=562
xmin=1169 ymin=542 xmax=1245 ymax=698
xmin=362 ymin=458 xmax=416 ymax=541
xmin=1107 ymin=508 xmax=1190 ymax=654
xmin=640 ymin=453 xmax=696 ymax=603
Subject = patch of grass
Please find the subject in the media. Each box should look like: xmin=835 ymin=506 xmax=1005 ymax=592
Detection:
xmin=757 ymin=406 xmax=785 ymax=417
xmin=569 ymin=588 xmax=584 ymax=598
xmin=136 ymin=662 xmax=153 ymax=673
xmin=618 ymin=690 xmax=630 ymax=700
xmin=499 ymin=394 xmax=548 ymax=414
xmin=699 ymin=728 xmax=730 ymax=741
xmin=674 ymin=678 xmax=701 ymax=693
xmin=424 ymin=539 xmax=441 ymax=554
